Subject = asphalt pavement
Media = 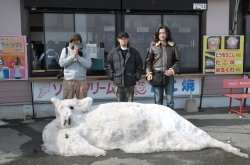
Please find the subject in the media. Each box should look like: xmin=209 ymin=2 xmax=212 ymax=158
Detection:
xmin=0 ymin=106 xmax=250 ymax=165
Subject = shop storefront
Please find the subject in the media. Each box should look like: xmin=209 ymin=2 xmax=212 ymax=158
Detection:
xmin=1 ymin=0 xmax=250 ymax=119
xmin=20 ymin=0 xmax=207 ymax=117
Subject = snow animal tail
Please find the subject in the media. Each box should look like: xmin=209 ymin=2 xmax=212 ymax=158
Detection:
xmin=209 ymin=138 xmax=249 ymax=158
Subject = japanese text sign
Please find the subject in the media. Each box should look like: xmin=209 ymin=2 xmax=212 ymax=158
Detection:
xmin=32 ymin=77 xmax=201 ymax=102
xmin=0 ymin=36 xmax=28 ymax=80
xmin=203 ymin=35 xmax=244 ymax=74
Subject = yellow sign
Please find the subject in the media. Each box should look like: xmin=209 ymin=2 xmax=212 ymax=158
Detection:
xmin=0 ymin=36 xmax=25 ymax=52
xmin=203 ymin=35 xmax=244 ymax=74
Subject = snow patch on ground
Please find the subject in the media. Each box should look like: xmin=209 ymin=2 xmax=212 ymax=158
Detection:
xmin=0 ymin=120 xmax=8 ymax=125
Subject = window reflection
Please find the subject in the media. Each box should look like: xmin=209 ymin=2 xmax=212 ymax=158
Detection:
xmin=44 ymin=14 xmax=74 ymax=71
xmin=125 ymin=14 xmax=200 ymax=72
xmin=29 ymin=13 xmax=201 ymax=76
xmin=125 ymin=15 xmax=161 ymax=69
xmin=164 ymin=15 xmax=199 ymax=69
xmin=75 ymin=14 xmax=115 ymax=70
xmin=30 ymin=13 xmax=44 ymax=71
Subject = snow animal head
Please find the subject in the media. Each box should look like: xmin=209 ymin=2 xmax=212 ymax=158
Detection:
xmin=51 ymin=97 xmax=93 ymax=128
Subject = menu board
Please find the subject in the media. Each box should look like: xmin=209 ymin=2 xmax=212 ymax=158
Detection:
xmin=203 ymin=35 xmax=244 ymax=74
xmin=0 ymin=36 xmax=28 ymax=80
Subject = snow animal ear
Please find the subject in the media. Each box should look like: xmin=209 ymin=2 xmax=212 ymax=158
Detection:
xmin=51 ymin=97 xmax=62 ymax=120
xmin=51 ymin=97 xmax=59 ymax=105
xmin=77 ymin=97 xmax=93 ymax=113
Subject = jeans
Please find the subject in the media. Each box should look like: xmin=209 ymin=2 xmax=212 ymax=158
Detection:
xmin=154 ymin=75 xmax=174 ymax=109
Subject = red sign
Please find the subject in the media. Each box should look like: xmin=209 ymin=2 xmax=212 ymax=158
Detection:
xmin=223 ymin=79 xmax=250 ymax=88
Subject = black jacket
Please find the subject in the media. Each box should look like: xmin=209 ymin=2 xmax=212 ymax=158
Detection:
xmin=145 ymin=41 xmax=181 ymax=74
xmin=106 ymin=46 xmax=143 ymax=87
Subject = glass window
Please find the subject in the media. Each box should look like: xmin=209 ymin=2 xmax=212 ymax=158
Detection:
xmin=164 ymin=15 xmax=199 ymax=72
xmin=125 ymin=15 xmax=161 ymax=70
xmin=44 ymin=13 xmax=74 ymax=71
xmin=245 ymin=15 xmax=250 ymax=71
xmin=30 ymin=13 xmax=44 ymax=72
xmin=30 ymin=13 xmax=115 ymax=77
xmin=125 ymin=14 xmax=200 ymax=73
xmin=29 ymin=12 xmax=200 ymax=77
xmin=75 ymin=14 xmax=116 ymax=70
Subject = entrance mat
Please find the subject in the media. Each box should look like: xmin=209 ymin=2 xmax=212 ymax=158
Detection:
xmin=0 ymin=119 xmax=22 ymax=127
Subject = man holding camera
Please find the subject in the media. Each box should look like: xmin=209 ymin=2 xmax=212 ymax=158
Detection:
xmin=59 ymin=33 xmax=92 ymax=99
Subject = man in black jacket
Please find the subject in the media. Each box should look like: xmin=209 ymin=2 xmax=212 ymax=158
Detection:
xmin=106 ymin=32 xmax=143 ymax=102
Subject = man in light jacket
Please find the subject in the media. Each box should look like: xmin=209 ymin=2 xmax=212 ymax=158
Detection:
xmin=59 ymin=33 xmax=92 ymax=99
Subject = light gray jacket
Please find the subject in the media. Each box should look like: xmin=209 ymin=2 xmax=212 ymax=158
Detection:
xmin=59 ymin=47 xmax=92 ymax=81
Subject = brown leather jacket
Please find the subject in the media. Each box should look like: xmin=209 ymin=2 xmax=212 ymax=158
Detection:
xmin=145 ymin=41 xmax=181 ymax=75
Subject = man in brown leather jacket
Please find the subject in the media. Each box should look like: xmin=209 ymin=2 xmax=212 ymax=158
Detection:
xmin=145 ymin=25 xmax=181 ymax=109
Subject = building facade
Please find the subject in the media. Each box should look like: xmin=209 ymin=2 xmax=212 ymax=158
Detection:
xmin=0 ymin=0 xmax=250 ymax=119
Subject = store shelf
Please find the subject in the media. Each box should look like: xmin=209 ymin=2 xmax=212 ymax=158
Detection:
xmin=32 ymin=70 xmax=45 ymax=73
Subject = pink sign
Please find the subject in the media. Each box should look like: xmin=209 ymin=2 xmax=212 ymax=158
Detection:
xmin=0 ymin=36 xmax=28 ymax=80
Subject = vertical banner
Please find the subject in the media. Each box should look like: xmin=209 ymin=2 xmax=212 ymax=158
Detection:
xmin=0 ymin=36 xmax=28 ymax=80
xmin=203 ymin=35 xmax=244 ymax=74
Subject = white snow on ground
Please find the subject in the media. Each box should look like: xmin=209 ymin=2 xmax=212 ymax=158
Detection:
xmin=0 ymin=120 xmax=8 ymax=125
xmin=42 ymin=97 xmax=249 ymax=158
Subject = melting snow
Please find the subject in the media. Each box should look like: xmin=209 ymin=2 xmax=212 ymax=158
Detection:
xmin=0 ymin=120 xmax=8 ymax=126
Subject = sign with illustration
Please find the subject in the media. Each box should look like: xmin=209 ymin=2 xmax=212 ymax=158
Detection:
xmin=203 ymin=35 xmax=244 ymax=74
xmin=32 ymin=77 xmax=201 ymax=102
xmin=86 ymin=44 xmax=97 ymax=58
xmin=0 ymin=36 xmax=28 ymax=80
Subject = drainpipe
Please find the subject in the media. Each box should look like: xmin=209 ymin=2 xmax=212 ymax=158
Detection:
xmin=230 ymin=0 xmax=240 ymax=35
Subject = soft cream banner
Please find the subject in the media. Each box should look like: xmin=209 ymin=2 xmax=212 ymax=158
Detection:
xmin=32 ymin=77 xmax=201 ymax=102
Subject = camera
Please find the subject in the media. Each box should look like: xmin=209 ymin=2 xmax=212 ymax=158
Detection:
xmin=78 ymin=51 xmax=83 ymax=57
xmin=56 ymin=69 xmax=64 ymax=79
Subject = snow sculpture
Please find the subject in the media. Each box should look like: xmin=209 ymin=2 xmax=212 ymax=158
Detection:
xmin=42 ymin=97 xmax=248 ymax=158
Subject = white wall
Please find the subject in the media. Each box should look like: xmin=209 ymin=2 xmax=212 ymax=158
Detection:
xmin=33 ymin=96 xmax=250 ymax=118
xmin=0 ymin=0 xmax=27 ymax=119
xmin=207 ymin=0 xmax=229 ymax=35
xmin=0 ymin=0 xmax=21 ymax=35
